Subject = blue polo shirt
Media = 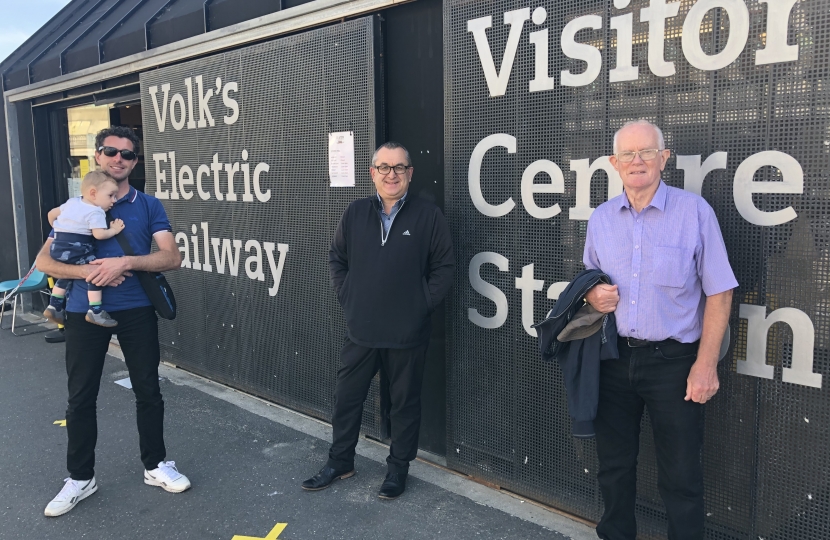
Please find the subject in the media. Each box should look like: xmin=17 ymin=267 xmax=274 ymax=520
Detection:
xmin=64 ymin=186 xmax=172 ymax=313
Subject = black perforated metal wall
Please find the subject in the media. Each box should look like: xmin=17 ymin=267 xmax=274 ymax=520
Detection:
xmin=140 ymin=17 xmax=382 ymax=438
xmin=444 ymin=1 xmax=830 ymax=538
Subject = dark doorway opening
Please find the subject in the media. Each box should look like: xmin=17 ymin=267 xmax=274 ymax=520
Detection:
xmin=381 ymin=0 xmax=446 ymax=458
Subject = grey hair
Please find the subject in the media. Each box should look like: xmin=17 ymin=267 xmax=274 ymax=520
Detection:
xmin=613 ymin=119 xmax=665 ymax=153
xmin=372 ymin=141 xmax=412 ymax=167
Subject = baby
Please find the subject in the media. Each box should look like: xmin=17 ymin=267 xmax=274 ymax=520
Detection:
xmin=43 ymin=171 xmax=125 ymax=327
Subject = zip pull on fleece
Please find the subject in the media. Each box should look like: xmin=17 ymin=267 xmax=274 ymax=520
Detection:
xmin=378 ymin=199 xmax=406 ymax=246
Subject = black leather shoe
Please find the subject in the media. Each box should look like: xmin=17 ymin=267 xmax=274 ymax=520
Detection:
xmin=301 ymin=465 xmax=355 ymax=491
xmin=44 ymin=328 xmax=65 ymax=343
xmin=378 ymin=471 xmax=407 ymax=500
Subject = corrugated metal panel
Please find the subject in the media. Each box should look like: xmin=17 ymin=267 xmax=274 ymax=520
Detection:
xmin=147 ymin=0 xmax=206 ymax=49
xmin=63 ymin=0 xmax=143 ymax=73
xmin=99 ymin=0 xmax=170 ymax=64
xmin=2 ymin=0 xmax=95 ymax=90
xmin=207 ymin=0 xmax=283 ymax=32
xmin=28 ymin=0 xmax=119 ymax=83
xmin=1 ymin=0 xmax=318 ymax=92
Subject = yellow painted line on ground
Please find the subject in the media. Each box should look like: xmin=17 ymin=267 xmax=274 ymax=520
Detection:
xmin=53 ymin=420 xmax=66 ymax=427
xmin=232 ymin=523 xmax=287 ymax=540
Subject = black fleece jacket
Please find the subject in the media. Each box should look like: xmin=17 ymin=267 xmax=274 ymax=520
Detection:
xmin=330 ymin=194 xmax=455 ymax=349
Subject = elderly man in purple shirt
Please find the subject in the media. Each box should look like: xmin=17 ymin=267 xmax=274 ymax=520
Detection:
xmin=583 ymin=119 xmax=737 ymax=540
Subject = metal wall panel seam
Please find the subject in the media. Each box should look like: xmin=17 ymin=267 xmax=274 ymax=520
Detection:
xmin=58 ymin=0 xmax=122 ymax=75
xmin=26 ymin=0 xmax=108 ymax=84
xmin=203 ymin=0 xmax=212 ymax=32
xmin=98 ymin=0 xmax=154 ymax=64
xmin=3 ymin=95 xmax=30 ymax=288
xmin=0 ymin=0 xmax=94 ymax=89
xmin=145 ymin=0 xmax=181 ymax=51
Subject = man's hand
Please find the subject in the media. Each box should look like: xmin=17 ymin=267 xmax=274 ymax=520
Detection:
xmin=687 ymin=289 xmax=732 ymax=404
xmin=101 ymin=270 xmax=131 ymax=287
xmin=102 ymin=267 xmax=133 ymax=287
xmin=585 ymin=284 xmax=619 ymax=313
xmin=685 ymin=358 xmax=719 ymax=403
xmin=86 ymin=258 xmax=132 ymax=287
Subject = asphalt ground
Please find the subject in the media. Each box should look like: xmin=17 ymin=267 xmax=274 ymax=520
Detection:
xmin=0 ymin=324 xmax=595 ymax=540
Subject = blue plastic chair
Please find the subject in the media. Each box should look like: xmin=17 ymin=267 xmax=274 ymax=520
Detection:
xmin=0 ymin=269 xmax=52 ymax=336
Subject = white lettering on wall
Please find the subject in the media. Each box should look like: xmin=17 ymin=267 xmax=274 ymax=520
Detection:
xmin=521 ymin=159 xmax=565 ymax=219
xmin=516 ymin=263 xmax=544 ymax=337
xmin=733 ymin=150 xmax=803 ymax=226
xmin=610 ymin=0 xmax=638 ymax=83
xmin=676 ymin=152 xmax=728 ymax=196
xmin=152 ymin=151 xmax=271 ymax=204
xmin=756 ymin=0 xmax=800 ymax=65
xmin=264 ymin=242 xmax=289 ymax=296
xmin=211 ymin=238 xmax=243 ymax=276
xmin=468 ymin=134 xmax=517 ymax=217
xmin=222 ymin=81 xmax=240 ymax=125
xmin=459 ymin=4 xmax=817 ymax=391
xmin=175 ymin=225 xmax=289 ymax=297
xmin=468 ymin=252 xmax=510 ymax=328
xmin=529 ymin=7 xmax=554 ymax=92
xmin=195 ymin=75 xmax=216 ymax=128
xmin=682 ymin=0 xmax=750 ymax=71
xmin=468 ymin=133 xmax=802 ymax=227
xmin=153 ymin=153 xmax=169 ymax=199
xmin=641 ymin=0 xmax=680 ymax=77
xmin=149 ymin=75 xmax=239 ymax=133
xmin=467 ymin=2 xmax=800 ymax=94
xmin=245 ymin=239 xmax=265 ymax=282
xmin=737 ymin=304 xmax=821 ymax=388
xmin=148 ymin=84 xmax=170 ymax=132
xmin=169 ymin=93 xmax=187 ymax=131
xmin=560 ymin=14 xmax=603 ymax=87
xmin=569 ymin=157 xmax=623 ymax=221
xmin=467 ymin=8 xmax=530 ymax=97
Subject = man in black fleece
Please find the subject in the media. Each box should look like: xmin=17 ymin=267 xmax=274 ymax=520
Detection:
xmin=302 ymin=142 xmax=455 ymax=499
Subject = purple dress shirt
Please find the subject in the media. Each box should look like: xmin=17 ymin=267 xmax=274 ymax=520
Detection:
xmin=583 ymin=181 xmax=738 ymax=343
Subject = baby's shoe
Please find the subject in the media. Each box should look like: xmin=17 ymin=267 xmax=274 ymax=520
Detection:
xmin=43 ymin=305 xmax=65 ymax=325
xmin=85 ymin=309 xmax=118 ymax=327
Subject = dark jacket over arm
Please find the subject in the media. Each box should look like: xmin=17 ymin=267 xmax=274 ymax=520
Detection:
xmin=533 ymin=269 xmax=619 ymax=438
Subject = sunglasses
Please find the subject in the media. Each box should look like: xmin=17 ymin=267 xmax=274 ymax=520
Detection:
xmin=98 ymin=146 xmax=137 ymax=161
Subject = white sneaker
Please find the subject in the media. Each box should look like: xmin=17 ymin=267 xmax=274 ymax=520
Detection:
xmin=144 ymin=461 xmax=191 ymax=493
xmin=44 ymin=477 xmax=98 ymax=517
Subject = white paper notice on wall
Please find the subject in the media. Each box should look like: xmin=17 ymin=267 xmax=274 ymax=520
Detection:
xmin=328 ymin=131 xmax=355 ymax=187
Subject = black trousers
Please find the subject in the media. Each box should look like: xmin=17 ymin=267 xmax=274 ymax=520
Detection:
xmin=64 ymin=306 xmax=166 ymax=480
xmin=595 ymin=338 xmax=704 ymax=540
xmin=327 ymin=338 xmax=429 ymax=474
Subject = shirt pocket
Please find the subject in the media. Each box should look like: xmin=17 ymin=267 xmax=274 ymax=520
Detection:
xmin=652 ymin=246 xmax=692 ymax=288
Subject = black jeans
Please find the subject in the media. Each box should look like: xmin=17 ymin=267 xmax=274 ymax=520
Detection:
xmin=327 ymin=338 xmax=429 ymax=474
xmin=595 ymin=338 xmax=704 ymax=540
xmin=64 ymin=306 xmax=166 ymax=480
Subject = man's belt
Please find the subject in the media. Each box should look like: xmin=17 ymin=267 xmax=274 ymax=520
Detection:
xmin=625 ymin=337 xmax=651 ymax=348
xmin=619 ymin=336 xmax=700 ymax=351
xmin=620 ymin=337 xmax=677 ymax=348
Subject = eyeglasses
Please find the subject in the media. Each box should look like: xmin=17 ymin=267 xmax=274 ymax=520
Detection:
xmin=98 ymin=146 xmax=137 ymax=161
xmin=373 ymin=164 xmax=412 ymax=175
xmin=615 ymin=149 xmax=664 ymax=163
